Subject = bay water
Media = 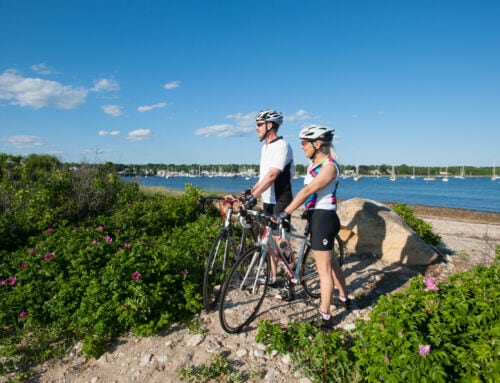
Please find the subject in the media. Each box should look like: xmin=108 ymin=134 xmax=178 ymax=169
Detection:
xmin=124 ymin=175 xmax=500 ymax=214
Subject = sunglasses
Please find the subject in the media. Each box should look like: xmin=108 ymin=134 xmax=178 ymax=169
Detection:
xmin=256 ymin=122 xmax=266 ymax=127
xmin=300 ymin=140 xmax=313 ymax=146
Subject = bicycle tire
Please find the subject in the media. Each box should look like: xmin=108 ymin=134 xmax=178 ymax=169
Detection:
xmin=203 ymin=230 xmax=233 ymax=311
xmin=218 ymin=245 xmax=269 ymax=333
xmin=301 ymin=234 xmax=345 ymax=299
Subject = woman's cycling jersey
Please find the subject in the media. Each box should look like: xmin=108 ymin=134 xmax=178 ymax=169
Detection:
xmin=303 ymin=156 xmax=339 ymax=211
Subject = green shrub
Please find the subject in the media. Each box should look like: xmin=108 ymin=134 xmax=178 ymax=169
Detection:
xmin=0 ymin=156 xmax=222 ymax=378
xmin=392 ymin=203 xmax=441 ymax=246
xmin=0 ymin=154 xmax=130 ymax=251
xmin=256 ymin=259 xmax=500 ymax=382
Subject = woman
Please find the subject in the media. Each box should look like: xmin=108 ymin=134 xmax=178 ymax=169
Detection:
xmin=283 ymin=125 xmax=349 ymax=328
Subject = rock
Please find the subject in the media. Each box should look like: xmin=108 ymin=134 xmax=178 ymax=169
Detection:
xmin=186 ymin=333 xmax=205 ymax=347
xmin=337 ymin=198 xmax=438 ymax=265
xmin=236 ymin=348 xmax=248 ymax=357
xmin=139 ymin=353 xmax=152 ymax=367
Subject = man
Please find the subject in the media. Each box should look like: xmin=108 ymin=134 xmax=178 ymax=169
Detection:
xmin=249 ymin=109 xmax=294 ymax=290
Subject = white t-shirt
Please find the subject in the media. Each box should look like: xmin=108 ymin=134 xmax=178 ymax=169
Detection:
xmin=259 ymin=137 xmax=294 ymax=205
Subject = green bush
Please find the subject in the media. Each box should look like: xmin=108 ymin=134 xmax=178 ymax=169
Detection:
xmin=392 ymin=203 xmax=441 ymax=246
xmin=256 ymin=258 xmax=500 ymax=382
xmin=0 ymin=154 xmax=128 ymax=251
xmin=0 ymin=154 xmax=222 ymax=378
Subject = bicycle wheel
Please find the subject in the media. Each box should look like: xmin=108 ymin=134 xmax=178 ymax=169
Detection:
xmin=334 ymin=234 xmax=344 ymax=268
xmin=301 ymin=234 xmax=345 ymax=299
xmin=203 ymin=230 xmax=233 ymax=311
xmin=300 ymin=244 xmax=320 ymax=299
xmin=218 ymin=245 xmax=269 ymax=333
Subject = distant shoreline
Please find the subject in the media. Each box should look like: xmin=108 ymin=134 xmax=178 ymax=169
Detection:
xmin=140 ymin=185 xmax=500 ymax=225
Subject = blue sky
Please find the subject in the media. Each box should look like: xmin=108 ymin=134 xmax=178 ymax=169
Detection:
xmin=1 ymin=0 xmax=499 ymax=167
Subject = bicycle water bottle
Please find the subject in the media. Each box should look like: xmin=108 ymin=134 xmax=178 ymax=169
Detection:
xmin=280 ymin=237 xmax=293 ymax=262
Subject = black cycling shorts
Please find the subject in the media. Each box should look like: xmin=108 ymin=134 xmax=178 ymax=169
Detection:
xmin=308 ymin=209 xmax=340 ymax=251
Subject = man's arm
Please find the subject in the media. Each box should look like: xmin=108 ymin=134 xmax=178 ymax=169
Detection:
xmin=251 ymin=167 xmax=281 ymax=198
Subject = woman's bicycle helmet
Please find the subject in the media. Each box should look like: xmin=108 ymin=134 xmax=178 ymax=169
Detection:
xmin=256 ymin=110 xmax=284 ymax=126
xmin=299 ymin=125 xmax=334 ymax=142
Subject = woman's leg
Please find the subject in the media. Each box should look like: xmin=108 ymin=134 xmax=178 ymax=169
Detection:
xmin=313 ymin=249 xmax=334 ymax=315
xmin=331 ymin=257 xmax=348 ymax=298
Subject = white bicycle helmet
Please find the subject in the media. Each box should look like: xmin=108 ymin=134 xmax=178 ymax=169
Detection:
xmin=299 ymin=125 xmax=334 ymax=142
xmin=255 ymin=110 xmax=284 ymax=126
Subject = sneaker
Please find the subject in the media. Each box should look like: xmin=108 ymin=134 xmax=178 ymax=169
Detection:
xmin=274 ymin=289 xmax=295 ymax=301
xmin=311 ymin=313 xmax=337 ymax=329
xmin=257 ymin=277 xmax=279 ymax=288
xmin=333 ymin=296 xmax=352 ymax=310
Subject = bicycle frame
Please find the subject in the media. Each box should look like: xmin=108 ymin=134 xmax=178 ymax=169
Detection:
xmin=244 ymin=215 xmax=311 ymax=293
xmin=208 ymin=199 xmax=254 ymax=271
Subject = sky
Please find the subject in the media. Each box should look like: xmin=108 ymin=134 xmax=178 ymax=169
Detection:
xmin=0 ymin=0 xmax=499 ymax=167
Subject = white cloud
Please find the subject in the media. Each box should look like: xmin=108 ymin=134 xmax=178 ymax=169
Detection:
xmin=92 ymin=78 xmax=120 ymax=92
xmin=138 ymin=102 xmax=168 ymax=112
xmin=287 ymin=109 xmax=313 ymax=122
xmin=30 ymin=63 xmax=57 ymax=75
xmin=225 ymin=112 xmax=255 ymax=127
xmin=6 ymin=135 xmax=45 ymax=148
xmin=127 ymin=129 xmax=152 ymax=141
xmin=163 ymin=81 xmax=180 ymax=90
xmin=101 ymin=104 xmax=123 ymax=117
xmin=195 ymin=124 xmax=253 ymax=138
xmin=0 ymin=69 xmax=87 ymax=109
xmin=195 ymin=112 xmax=256 ymax=138
xmin=98 ymin=130 xmax=120 ymax=136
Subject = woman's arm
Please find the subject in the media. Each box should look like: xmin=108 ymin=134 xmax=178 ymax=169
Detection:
xmin=284 ymin=162 xmax=337 ymax=215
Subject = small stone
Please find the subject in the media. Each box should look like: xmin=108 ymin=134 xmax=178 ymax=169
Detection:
xmin=157 ymin=355 xmax=169 ymax=363
xmin=344 ymin=323 xmax=356 ymax=331
xmin=281 ymin=353 xmax=292 ymax=365
xmin=205 ymin=340 xmax=222 ymax=353
xmin=187 ymin=333 xmax=205 ymax=347
xmin=253 ymin=349 xmax=265 ymax=358
xmin=139 ymin=353 xmax=153 ymax=367
xmin=236 ymin=348 xmax=248 ymax=358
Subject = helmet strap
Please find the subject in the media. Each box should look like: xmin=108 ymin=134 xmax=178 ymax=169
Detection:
xmin=259 ymin=122 xmax=275 ymax=142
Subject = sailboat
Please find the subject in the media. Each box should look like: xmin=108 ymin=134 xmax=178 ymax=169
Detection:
xmin=410 ymin=166 xmax=416 ymax=179
xmin=424 ymin=167 xmax=436 ymax=181
xmin=492 ymin=161 xmax=499 ymax=181
xmin=389 ymin=165 xmax=396 ymax=181
xmin=442 ymin=166 xmax=449 ymax=182
xmin=353 ymin=165 xmax=360 ymax=181
xmin=454 ymin=166 xmax=465 ymax=179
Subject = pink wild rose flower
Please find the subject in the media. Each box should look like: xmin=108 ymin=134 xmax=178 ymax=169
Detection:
xmin=424 ymin=276 xmax=439 ymax=291
xmin=419 ymin=344 xmax=431 ymax=356
xmin=132 ymin=272 xmax=141 ymax=281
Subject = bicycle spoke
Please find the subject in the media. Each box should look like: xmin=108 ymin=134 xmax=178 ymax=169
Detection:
xmin=219 ymin=246 xmax=269 ymax=333
xmin=301 ymin=245 xmax=320 ymax=299
xmin=203 ymin=231 xmax=234 ymax=311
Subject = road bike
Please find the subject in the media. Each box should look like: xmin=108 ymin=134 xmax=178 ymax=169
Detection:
xmin=218 ymin=210 xmax=344 ymax=333
xmin=199 ymin=194 xmax=259 ymax=311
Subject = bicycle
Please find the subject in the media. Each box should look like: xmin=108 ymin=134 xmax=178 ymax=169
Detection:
xmin=199 ymin=194 xmax=259 ymax=311
xmin=218 ymin=210 xmax=344 ymax=333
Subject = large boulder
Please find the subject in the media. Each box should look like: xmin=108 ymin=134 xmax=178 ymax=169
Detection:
xmin=337 ymin=198 xmax=438 ymax=265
